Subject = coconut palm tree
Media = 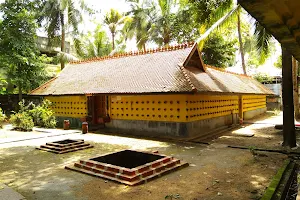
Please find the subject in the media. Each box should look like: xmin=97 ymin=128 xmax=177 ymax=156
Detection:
xmin=74 ymin=24 xmax=112 ymax=58
xmin=126 ymin=0 xmax=155 ymax=51
xmin=104 ymin=9 xmax=125 ymax=50
xmin=192 ymin=2 xmax=273 ymax=75
xmin=151 ymin=0 xmax=176 ymax=46
xmin=39 ymin=0 xmax=88 ymax=70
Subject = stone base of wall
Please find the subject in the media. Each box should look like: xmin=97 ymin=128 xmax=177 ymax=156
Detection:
xmin=56 ymin=117 xmax=82 ymax=129
xmin=105 ymin=113 xmax=239 ymax=139
xmin=243 ymin=107 xmax=267 ymax=120
xmin=267 ymin=102 xmax=282 ymax=111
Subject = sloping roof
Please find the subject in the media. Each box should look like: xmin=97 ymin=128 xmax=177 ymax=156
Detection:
xmin=31 ymin=43 xmax=273 ymax=96
xmin=239 ymin=0 xmax=300 ymax=62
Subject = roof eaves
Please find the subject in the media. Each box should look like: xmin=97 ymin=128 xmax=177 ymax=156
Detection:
xmin=29 ymin=76 xmax=58 ymax=95
xmin=178 ymin=64 xmax=197 ymax=93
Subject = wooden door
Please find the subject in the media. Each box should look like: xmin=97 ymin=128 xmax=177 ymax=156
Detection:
xmin=93 ymin=95 xmax=106 ymax=124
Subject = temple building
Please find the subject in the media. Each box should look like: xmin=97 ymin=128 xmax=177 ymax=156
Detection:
xmin=30 ymin=42 xmax=273 ymax=139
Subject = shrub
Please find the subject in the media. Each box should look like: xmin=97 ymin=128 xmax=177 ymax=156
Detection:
xmin=10 ymin=112 xmax=34 ymax=131
xmin=29 ymin=99 xmax=56 ymax=128
xmin=0 ymin=108 xmax=6 ymax=128
xmin=9 ymin=99 xmax=56 ymax=131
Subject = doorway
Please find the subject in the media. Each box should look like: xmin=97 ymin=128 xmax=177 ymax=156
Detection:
xmin=88 ymin=95 xmax=106 ymax=124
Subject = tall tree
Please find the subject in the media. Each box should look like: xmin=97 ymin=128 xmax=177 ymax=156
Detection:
xmin=237 ymin=8 xmax=246 ymax=74
xmin=39 ymin=0 xmax=87 ymax=70
xmin=126 ymin=0 xmax=155 ymax=51
xmin=151 ymin=0 xmax=176 ymax=46
xmin=184 ymin=0 xmax=273 ymax=73
xmin=0 ymin=0 xmax=46 ymax=100
xmin=202 ymin=33 xmax=236 ymax=68
xmin=104 ymin=9 xmax=124 ymax=50
xmin=74 ymin=24 xmax=112 ymax=58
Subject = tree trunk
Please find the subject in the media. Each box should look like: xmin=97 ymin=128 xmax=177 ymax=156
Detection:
xmin=237 ymin=13 xmax=247 ymax=75
xmin=112 ymin=33 xmax=115 ymax=50
xmin=18 ymin=83 xmax=22 ymax=102
xmin=282 ymin=48 xmax=296 ymax=148
xmin=60 ymin=14 xmax=65 ymax=70
xmin=143 ymin=43 xmax=146 ymax=52
xmin=6 ymin=77 xmax=14 ymax=93
xmin=292 ymin=57 xmax=300 ymax=119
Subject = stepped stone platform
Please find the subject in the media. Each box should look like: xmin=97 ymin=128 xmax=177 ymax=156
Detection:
xmin=36 ymin=139 xmax=93 ymax=154
xmin=65 ymin=150 xmax=189 ymax=186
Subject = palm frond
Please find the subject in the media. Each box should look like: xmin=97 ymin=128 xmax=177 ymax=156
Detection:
xmin=57 ymin=51 xmax=79 ymax=62
xmin=207 ymin=0 xmax=234 ymax=26
xmin=254 ymin=21 xmax=273 ymax=64
xmin=196 ymin=5 xmax=240 ymax=45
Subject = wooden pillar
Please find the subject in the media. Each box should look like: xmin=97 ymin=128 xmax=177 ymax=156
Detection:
xmin=282 ymin=48 xmax=296 ymax=147
xmin=238 ymin=95 xmax=243 ymax=123
xmin=292 ymin=57 xmax=299 ymax=119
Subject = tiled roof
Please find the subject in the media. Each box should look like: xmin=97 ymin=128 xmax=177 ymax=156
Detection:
xmin=31 ymin=43 xmax=273 ymax=96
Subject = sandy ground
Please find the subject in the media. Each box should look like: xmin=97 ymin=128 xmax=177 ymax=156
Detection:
xmin=0 ymin=112 xmax=292 ymax=200
xmin=211 ymin=112 xmax=297 ymax=150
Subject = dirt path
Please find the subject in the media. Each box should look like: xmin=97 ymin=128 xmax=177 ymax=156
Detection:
xmin=211 ymin=112 xmax=291 ymax=150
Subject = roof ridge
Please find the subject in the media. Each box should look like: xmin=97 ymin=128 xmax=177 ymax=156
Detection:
xmin=70 ymin=42 xmax=195 ymax=65
xmin=178 ymin=65 xmax=197 ymax=92
xmin=205 ymin=65 xmax=251 ymax=78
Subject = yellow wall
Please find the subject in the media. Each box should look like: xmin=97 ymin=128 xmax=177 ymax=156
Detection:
xmin=109 ymin=95 xmax=187 ymax=122
xmin=44 ymin=94 xmax=267 ymax=121
xmin=45 ymin=96 xmax=88 ymax=118
xmin=242 ymin=95 xmax=266 ymax=112
xmin=109 ymin=94 xmax=240 ymax=122
xmin=186 ymin=95 xmax=239 ymax=121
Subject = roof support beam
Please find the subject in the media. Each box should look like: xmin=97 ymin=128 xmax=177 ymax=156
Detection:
xmin=282 ymin=47 xmax=296 ymax=147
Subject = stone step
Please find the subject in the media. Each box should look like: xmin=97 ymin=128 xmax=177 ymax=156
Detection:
xmin=46 ymin=140 xmax=84 ymax=147
xmin=37 ymin=144 xmax=93 ymax=154
xmin=76 ymin=158 xmax=180 ymax=179
xmin=65 ymin=159 xmax=188 ymax=185
xmin=78 ymin=156 xmax=173 ymax=176
xmin=40 ymin=143 xmax=90 ymax=151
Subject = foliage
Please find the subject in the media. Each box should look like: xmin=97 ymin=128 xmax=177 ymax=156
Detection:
xmin=187 ymin=0 xmax=234 ymax=27
xmin=151 ymin=0 xmax=177 ymax=46
xmin=74 ymin=24 xmax=112 ymax=58
xmin=248 ymin=146 xmax=257 ymax=158
xmin=165 ymin=194 xmax=182 ymax=200
xmin=9 ymin=99 xmax=56 ymax=131
xmin=201 ymin=33 xmax=236 ymax=68
xmin=171 ymin=5 xmax=199 ymax=43
xmin=0 ymin=0 xmax=47 ymax=99
xmin=10 ymin=112 xmax=34 ymax=131
xmin=274 ymin=55 xmax=282 ymax=68
xmin=0 ymin=107 xmax=6 ymax=128
xmin=104 ymin=9 xmax=125 ymax=50
xmin=39 ymin=0 xmax=90 ymax=69
xmin=126 ymin=0 xmax=156 ymax=50
xmin=0 ymin=77 xmax=7 ymax=94
xmin=254 ymin=21 xmax=273 ymax=64
xmin=29 ymin=99 xmax=57 ymax=128
xmin=253 ymin=72 xmax=273 ymax=83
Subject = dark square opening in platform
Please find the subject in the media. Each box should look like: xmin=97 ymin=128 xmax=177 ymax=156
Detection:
xmin=53 ymin=139 xmax=78 ymax=144
xmin=90 ymin=150 xmax=164 ymax=169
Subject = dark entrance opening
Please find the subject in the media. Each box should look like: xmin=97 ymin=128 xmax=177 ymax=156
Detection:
xmin=91 ymin=150 xmax=164 ymax=169
xmin=88 ymin=95 xmax=106 ymax=124
xmin=53 ymin=139 xmax=77 ymax=144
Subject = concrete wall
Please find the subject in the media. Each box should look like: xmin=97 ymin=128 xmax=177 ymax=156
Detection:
xmin=105 ymin=113 xmax=239 ymax=139
xmin=243 ymin=107 xmax=267 ymax=120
